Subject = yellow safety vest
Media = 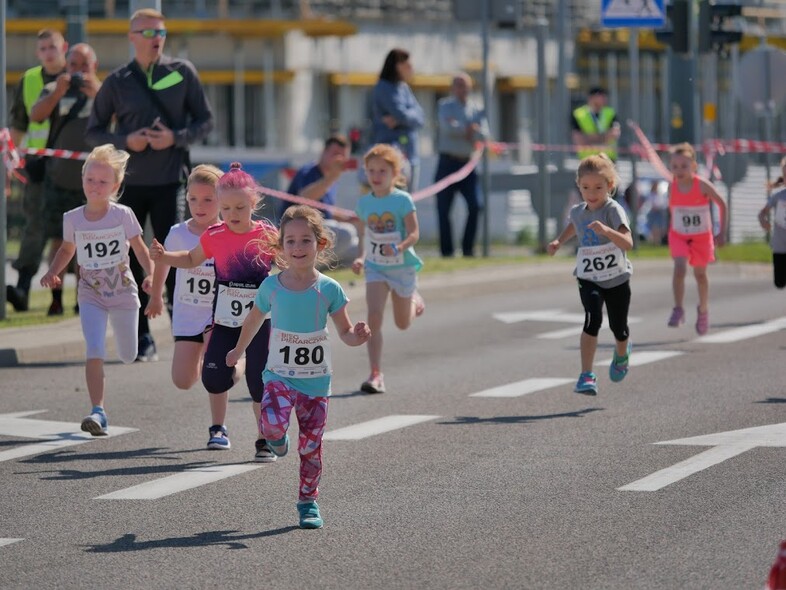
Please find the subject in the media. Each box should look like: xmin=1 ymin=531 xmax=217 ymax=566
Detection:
xmin=573 ymin=105 xmax=618 ymax=161
xmin=21 ymin=65 xmax=50 ymax=149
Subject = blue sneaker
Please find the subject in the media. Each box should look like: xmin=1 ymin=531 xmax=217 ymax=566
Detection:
xmin=297 ymin=501 xmax=323 ymax=529
xmin=207 ymin=425 xmax=231 ymax=450
xmin=81 ymin=407 xmax=108 ymax=436
xmin=574 ymin=371 xmax=598 ymax=395
xmin=609 ymin=341 xmax=632 ymax=383
xmin=267 ymin=434 xmax=289 ymax=458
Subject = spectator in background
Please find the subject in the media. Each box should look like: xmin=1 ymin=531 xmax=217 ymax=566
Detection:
xmin=30 ymin=43 xmax=102 ymax=316
xmin=435 ymin=72 xmax=488 ymax=258
xmin=571 ymin=87 xmax=621 ymax=162
xmin=6 ymin=29 xmax=68 ymax=312
xmin=86 ymin=7 xmax=214 ymax=362
xmin=279 ymin=135 xmax=359 ymax=267
xmin=369 ymin=48 xmax=425 ymax=190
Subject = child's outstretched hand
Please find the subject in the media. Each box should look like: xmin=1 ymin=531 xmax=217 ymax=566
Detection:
xmin=353 ymin=321 xmax=371 ymax=344
xmin=546 ymin=240 xmax=560 ymax=256
xmin=351 ymin=257 xmax=364 ymax=275
xmin=149 ymin=238 xmax=165 ymax=261
xmin=145 ymin=295 xmax=163 ymax=319
xmin=40 ymin=271 xmax=61 ymax=289
xmin=226 ymin=347 xmax=242 ymax=367
xmin=141 ymin=275 xmax=153 ymax=294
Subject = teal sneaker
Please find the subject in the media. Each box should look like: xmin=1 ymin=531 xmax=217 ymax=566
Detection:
xmin=574 ymin=371 xmax=598 ymax=395
xmin=297 ymin=501 xmax=323 ymax=529
xmin=268 ymin=434 xmax=289 ymax=458
xmin=609 ymin=341 xmax=632 ymax=383
xmin=81 ymin=407 xmax=108 ymax=436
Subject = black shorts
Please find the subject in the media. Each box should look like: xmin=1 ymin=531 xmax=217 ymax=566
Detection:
xmin=173 ymin=324 xmax=212 ymax=343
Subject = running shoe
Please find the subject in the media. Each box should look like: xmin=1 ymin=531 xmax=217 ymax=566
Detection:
xmin=81 ymin=407 xmax=109 ymax=436
xmin=609 ymin=341 xmax=632 ymax=383
xmin=47 ymin=299 xmax=64 ymax=316
xmin=267 ymin=434 xmax=289 ymax=458
xmin=696 ymin=307 xmax=709 ymax=335
xmin=254 ymin=439 xmax=277 ymax=463
xmin=574 ymin=371 xmax=598 ymax=395
xmin=207 ymin=425 xmax=231 ymax=450
xmin=667 ymin=306 xmax=685 ymax=327
xmin=297 ymin=501 xmax=323 ymax=529
xmin=135 ymin=333 xmax=158 ymax=363
xmin=360 ymin=373 xmax=385 ymax=394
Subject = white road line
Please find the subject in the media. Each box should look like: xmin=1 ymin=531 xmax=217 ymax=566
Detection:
xmin=617 ymin=443 xmax=756 ymax=491
xmin=95 ymin=465 xmax=261 ymax=500
xmin=0 ymin=539 xmax=23 ymax=548
xmin=536 ymin=326 xmax=584 ymax=340
xmin=0 ymin=438 xmax=95 ymax=462
xmin=493 ymin=310 xmax=586 ymax=324
xmin=470 ymin=378 xmax=574 ymax=398
xmin=323 ymin=415 xmax=440 ymax=441
xmin=596 ymin=350 xmax=683 ymax=367
xmin=695 ymin=316 xmax=786 ymax=343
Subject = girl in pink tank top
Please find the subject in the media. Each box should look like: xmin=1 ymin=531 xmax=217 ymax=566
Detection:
xmin=665 ymin=143 xmax=728 ymax=335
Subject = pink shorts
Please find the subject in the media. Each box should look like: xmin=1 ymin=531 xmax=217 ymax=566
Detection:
xmin=668 ymin=231 xmax=715 ymax=267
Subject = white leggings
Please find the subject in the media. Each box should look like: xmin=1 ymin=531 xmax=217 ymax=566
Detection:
xmin=79 ymin=302 xmax=139 ymax=363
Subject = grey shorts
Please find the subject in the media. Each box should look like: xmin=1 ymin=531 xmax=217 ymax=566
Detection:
xmin=364 ymin=265 xmax=417 ymax=297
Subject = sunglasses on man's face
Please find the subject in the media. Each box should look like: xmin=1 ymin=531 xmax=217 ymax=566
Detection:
xmin=133 ymin=28 xmax=167 ymax=39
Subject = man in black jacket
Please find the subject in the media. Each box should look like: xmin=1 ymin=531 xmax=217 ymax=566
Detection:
xmin=86 ymin=7 xmax=214 ymax=361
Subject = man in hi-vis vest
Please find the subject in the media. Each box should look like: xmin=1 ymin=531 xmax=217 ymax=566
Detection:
xmin=7 ymin=29 xmax=68 ymax=311
xmin=571 ymin=87 xmax=621 ymax=162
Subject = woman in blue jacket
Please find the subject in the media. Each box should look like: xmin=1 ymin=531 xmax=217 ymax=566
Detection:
xmin=370 ymin=48 xmax=425 ymax=191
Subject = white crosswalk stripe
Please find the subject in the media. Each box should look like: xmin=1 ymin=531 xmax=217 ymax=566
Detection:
xmin=695 ymin=316 xmax=786 ymax=343
xmin=470 ymin=378 xmax=574 ymax=398
xmin=323 ymin=415 xmax=440 ymax=441
xmin=0 ymin=539 xmax=23 ymax=548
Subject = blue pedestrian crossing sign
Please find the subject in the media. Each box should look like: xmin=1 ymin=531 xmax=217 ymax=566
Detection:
xmin=601 ymin=0 xmax=666 ymax=28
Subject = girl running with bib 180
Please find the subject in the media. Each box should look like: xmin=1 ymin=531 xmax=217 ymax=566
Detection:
xmin=758 ymin=156 xmax=786 ymax=290
xmin=41 ymin=144 xmax=155 ymax=435
xmin=145 ymin=165 xmax=223 ymax=389
xmin=149 ymin=162 xmax=278 ymax=460
xmin=665 ymin=142 xmax=728 ymax=334
xmin=547 ymin=153 xmax=633 ymax=396
xmin=351 ymin=144 xmax=425 ymax=394
xmin=226 ymin=205 xmax=370 ymax=529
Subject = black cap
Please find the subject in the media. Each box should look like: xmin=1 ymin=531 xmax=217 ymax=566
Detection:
xmin=588 ymin=86 xmax=607 ymax=97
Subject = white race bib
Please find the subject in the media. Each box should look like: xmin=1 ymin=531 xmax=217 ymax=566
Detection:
xmin=774 ymin=200 xmax=786 ymax=230
xmin=672 ymin=205 xmax=711 ymax=235
xmin=75 ymin=225 xmax=125 ymax=269
xmin=175 ymin=265 xmax=216 ymax=307
xmin=213 ymin=283 xmax=257 ymax=327
xmin=268 ymin=328 xmax=332 ymax=378
xmin=365 ymin=230 xmax=404 ymax=266
xmin=576 ymin=243 xmax=626 ymax=282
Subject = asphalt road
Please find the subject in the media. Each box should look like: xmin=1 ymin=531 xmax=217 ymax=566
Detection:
xmin=1 ymin=259 xmax=784 ymax=589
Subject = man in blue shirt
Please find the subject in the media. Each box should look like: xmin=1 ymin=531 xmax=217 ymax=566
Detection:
xmin=279 ymin=135 xmax=359 ymax=266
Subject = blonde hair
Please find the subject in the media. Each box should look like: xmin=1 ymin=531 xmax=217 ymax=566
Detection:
xmin=82 ymin=144 xmax=130 ymax=199
xmin=576 ymin=153 xmax=619 ymax=190
xmin=130 ymin=8 xmax=165 ymax=24
xmin=187 ymin=164 xmax=223 ymax=191
xmin=769 ymin=155 xmax=786 ymax=190
xmin=669 ymin=142 xmax=697 ymax=162
xmin=260 ymin=205 xmax=337 ymax=269
xmin=363 ymin=144 xmax=408 ymax=190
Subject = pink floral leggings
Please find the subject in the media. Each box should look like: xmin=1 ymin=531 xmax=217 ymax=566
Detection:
xmin=260 ymin=381 xmax=329 ymax=502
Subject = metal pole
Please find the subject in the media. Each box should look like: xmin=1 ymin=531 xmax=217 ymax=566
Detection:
xmin=762 ymin=37 xmax=774 ymax=191
xmin=481 ymin=0 xmax=491 ymax=257
xmin=536 ymin=19 xmax=550 ymax=252
xmin=555 ymin=0 xmax=569 ymax=171
xmin=0 ymin=0 xmax=7 ymax=319
xmin=629 ymin=30 xmax=640 ymax=249
xmin=233 ymin=41 xmax=246 ymax=148
xmin=65 ymin=0 xmax=88 ymax=44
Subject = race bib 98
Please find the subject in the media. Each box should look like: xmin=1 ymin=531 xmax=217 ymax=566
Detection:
xmin=672 ymin=206 xmax=711 ymax=235
xmin=75 ymin=226 xmax=125 ymax=269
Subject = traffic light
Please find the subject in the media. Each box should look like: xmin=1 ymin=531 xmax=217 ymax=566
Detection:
xmin=655 ymin=0 xmax=689 ymax=54
xmin=698 ymin=1 xmax=743 ymax=53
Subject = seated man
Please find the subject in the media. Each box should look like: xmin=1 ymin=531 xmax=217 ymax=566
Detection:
xmin=279 ymin=134 xmax=359 ymax=267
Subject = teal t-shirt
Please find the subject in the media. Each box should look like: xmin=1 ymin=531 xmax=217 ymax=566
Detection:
xmin=254 ymin=273 xmax=349 ymax=397
xmin=355 ymin=188 xmax=423 ymax=271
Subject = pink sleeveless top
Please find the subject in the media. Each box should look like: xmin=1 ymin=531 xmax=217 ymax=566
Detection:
xmin=669 ymin=176 xmax=712 ymax=237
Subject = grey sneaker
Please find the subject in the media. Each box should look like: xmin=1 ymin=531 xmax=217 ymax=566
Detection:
xmin=254 ymin=439 xmax=277 ymax=463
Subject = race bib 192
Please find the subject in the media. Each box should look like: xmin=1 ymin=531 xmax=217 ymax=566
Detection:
xmin=267 ymin=328 xmax=332 ymax=378
xmin=365 ymin=230 xmax=404 ymax=266
xmin=75 ymin=225 xmax=125 ymax=269
xmin=672 ymin=205 xmax=711 ymax=235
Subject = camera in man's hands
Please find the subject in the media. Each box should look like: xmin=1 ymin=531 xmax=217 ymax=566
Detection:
xmin=69 ymin=72 xmax=84 ymax=91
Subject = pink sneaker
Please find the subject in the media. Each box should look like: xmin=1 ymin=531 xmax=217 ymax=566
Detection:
xmin=360 ymin=373 xmax=386 ymax=394
xmin=696 ymin=307 xmax=709 ymax=335
xmin=667 ymin=306 xmax=685 ymax=327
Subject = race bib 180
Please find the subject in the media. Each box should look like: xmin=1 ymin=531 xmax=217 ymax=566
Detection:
xmin=213 ymin=283 xmax=257 ymax=327
xmin=75 ymin=225 xmax=125 ymax=269
xmin=267 ymin=328 xmax=332 ymax=378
